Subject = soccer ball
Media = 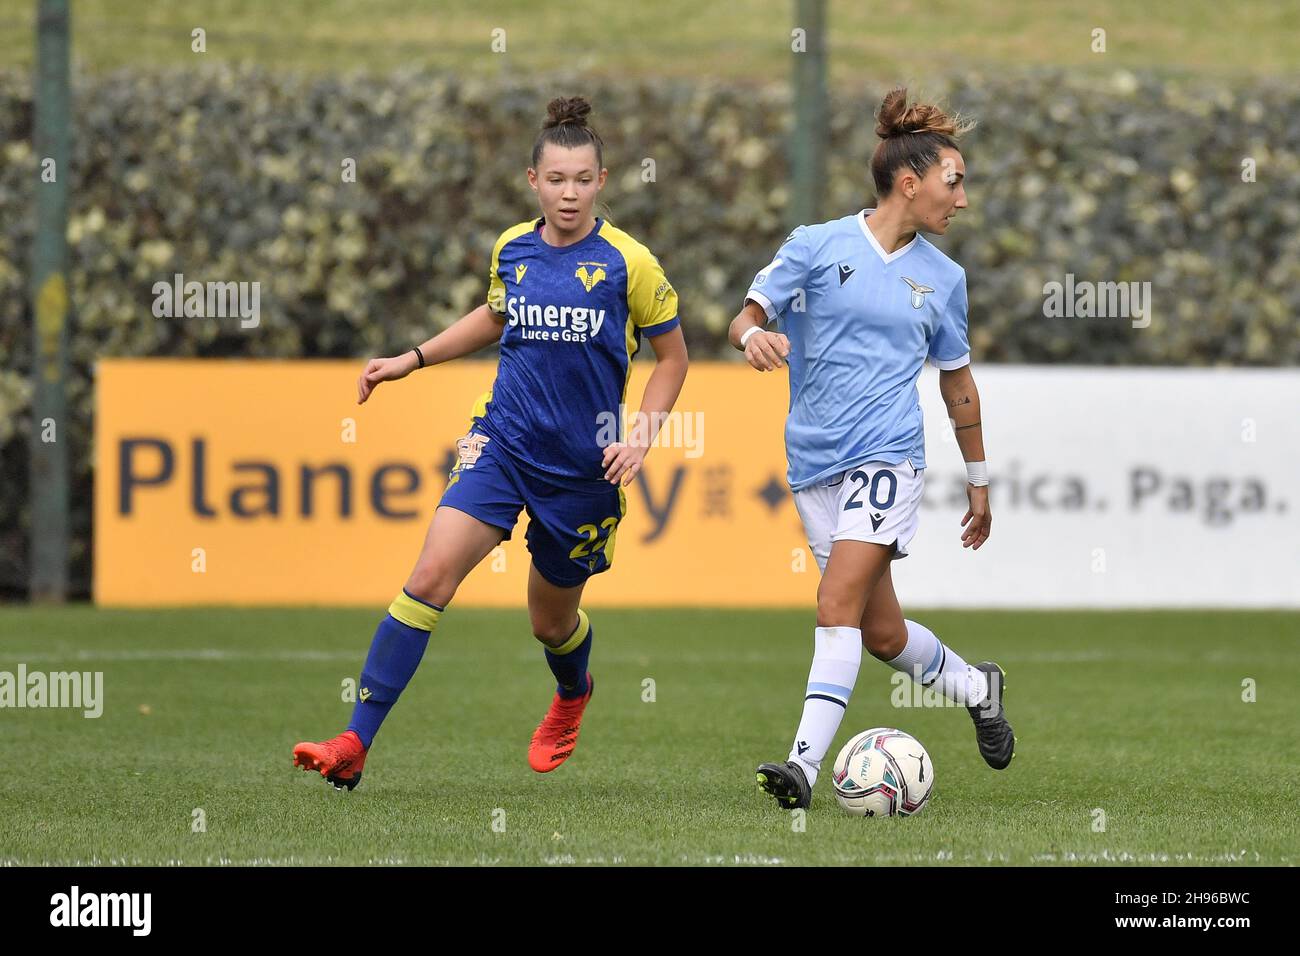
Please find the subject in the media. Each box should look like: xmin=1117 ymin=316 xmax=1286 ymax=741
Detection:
xmin=831 ymin=727 xmax=934 ymax=817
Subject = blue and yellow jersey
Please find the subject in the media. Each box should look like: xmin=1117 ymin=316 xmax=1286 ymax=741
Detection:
xmin=477 ymin=216 xmax=680 ymax=482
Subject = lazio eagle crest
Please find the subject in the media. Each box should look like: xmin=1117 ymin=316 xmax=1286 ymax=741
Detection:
xmin=900 ymin=276 xmax=934 ymax=309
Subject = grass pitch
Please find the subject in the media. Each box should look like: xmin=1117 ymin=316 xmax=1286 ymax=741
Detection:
xmin=1 ymin=606 xmax=1296 ymax=866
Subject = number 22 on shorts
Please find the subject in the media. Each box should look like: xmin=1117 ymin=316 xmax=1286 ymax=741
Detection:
xmin=569 ymin=516 xmax=621 ymax=565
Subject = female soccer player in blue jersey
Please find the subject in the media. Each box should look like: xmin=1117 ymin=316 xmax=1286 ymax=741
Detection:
xmin=293 ymin=97 xmax=688 ymax=789
xmin=732 ymin=89 xmax=1015 ymax=810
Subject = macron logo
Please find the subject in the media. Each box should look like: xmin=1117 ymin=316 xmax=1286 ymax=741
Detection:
xmin=50 ymin=886 xmax=151 ymax=936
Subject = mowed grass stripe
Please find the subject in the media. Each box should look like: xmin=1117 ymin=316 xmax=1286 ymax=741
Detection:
xmin=1 ymin=607 xmax=1297 ymax=865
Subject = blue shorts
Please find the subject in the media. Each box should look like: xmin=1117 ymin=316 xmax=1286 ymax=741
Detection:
xmin=438 ymin=421 xmax=627 ymax=588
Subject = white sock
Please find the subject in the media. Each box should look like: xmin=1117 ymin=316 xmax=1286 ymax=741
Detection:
xmin=789 ymin=626 xmax=862 ymax=787
xmin=885 ymin=619 xmax=988 ymax=707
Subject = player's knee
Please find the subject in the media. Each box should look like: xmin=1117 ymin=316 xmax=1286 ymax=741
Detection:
xmin=532 ymin=604 xmax=588 ymax=647
xmin=404 ymin=564 xmax=460 ymax=609
xmin=815 ymin=590 xmax=864 ymax=628
xmin=531 ymin=617 xmax=572 ymax=647
xmin=862 ymin=621 xmax=907 ymax=660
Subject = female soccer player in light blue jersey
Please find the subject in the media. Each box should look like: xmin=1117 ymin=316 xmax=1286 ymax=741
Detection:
xmin=732 ymin=89 xmax=1015 ymax=810
xmin=293 ymin=97 xmax=688 ymax=789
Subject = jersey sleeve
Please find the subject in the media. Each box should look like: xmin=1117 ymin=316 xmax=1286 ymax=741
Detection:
xmin=745 ymin=226 xmax=813 ymax=322
xmin=485 ymin=222 xmax=533 ymax=316
xmin=627 ymin=246 xmax=680 ymax=336
xmin=486 ymin=231 xmax=508 ymax=315
xmin=928 ymin=272 xmax=971 ymax=369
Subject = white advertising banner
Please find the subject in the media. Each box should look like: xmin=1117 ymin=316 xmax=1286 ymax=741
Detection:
xmin=897 ymin=366 xmax=1300 ymax=607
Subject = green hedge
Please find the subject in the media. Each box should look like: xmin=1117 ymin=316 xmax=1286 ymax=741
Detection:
xmin=2 ymin=66 xmax=1297 ymax=595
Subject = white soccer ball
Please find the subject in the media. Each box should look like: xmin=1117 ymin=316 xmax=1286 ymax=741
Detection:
xmin=831 ymin=727 xmax=934 ymax=817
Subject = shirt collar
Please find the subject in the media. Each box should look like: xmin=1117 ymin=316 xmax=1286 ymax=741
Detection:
xmin=858 ymin=209 xmax=918 ymax=264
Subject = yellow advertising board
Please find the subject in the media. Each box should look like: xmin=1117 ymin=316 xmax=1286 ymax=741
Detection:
xmin=94 ymin=360 xmax=818 ymax=607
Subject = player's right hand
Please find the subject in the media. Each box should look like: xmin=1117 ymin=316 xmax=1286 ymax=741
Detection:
xmin=960 ymin=484 xmax=992 ymax=550
xmin=357 ymin=354 xmax=416 ymax=404
xmin=744 ymin=331 xmax=790 ymax=372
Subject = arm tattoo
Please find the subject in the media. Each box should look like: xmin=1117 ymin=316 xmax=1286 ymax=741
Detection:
xmin=946 ymin=395 xmax=971 ymax=408
xmin=954 ymin=420 xmax=982 ymax=431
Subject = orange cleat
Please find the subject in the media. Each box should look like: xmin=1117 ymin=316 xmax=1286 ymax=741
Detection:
xmin=528 ymin=674 xmax=594 ymax=773
xmin=293 ymin=730 xmax=368 ymax=791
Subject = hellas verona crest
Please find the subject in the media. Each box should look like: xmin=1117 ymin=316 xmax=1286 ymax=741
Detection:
xmin=575 ymin=262 xmax=607 ymax=292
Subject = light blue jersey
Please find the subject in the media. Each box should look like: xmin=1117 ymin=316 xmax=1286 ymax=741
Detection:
xmin=745 ymin=209 xmax=970 ymax=492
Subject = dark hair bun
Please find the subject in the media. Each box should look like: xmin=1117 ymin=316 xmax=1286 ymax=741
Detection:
xmin=875 ymin=86 xmax=971 ymax=139
xmin=544 ymin=96 xmax=592 ymax=130
xmin=532 ymin=95 xmax=604 ymax=168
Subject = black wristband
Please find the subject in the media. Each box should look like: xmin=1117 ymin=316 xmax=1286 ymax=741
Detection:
xmin=411 ymin=346 xmax=425 ymax=369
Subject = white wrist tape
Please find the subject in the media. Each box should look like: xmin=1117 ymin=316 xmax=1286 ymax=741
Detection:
xmin=739 ymin=325 xmax=764 ymax=349
xmin=965 ymin=461 xmax=989 ymax=486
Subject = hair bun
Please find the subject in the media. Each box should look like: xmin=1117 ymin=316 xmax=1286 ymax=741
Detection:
xmin=544 ymin=96 xmax=592 ymax=130
xmin=874 ymin=86 xmax=972 ymax=139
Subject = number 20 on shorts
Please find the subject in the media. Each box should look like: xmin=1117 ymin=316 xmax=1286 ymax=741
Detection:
xmin=844 ymin=468 xmax=897 ymax=512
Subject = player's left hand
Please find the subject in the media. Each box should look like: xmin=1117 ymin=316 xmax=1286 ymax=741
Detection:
xmin=960 ymin=484 xmax=991 ymax=550
xmin=602 ymin=442 xmax=648 ymax=486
